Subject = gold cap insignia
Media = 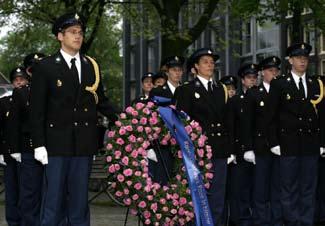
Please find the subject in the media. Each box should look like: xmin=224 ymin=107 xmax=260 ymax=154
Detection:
xmin=57 ymin=79 xmax=62 ymax=87
xmin=301 ymin=44 xmax=305 ymax=49
xmin=273 ymin=57 xmax=276 ymax=62
xmin=251 ymin=64 xmax=255 ymax=69
xmin=230 ymin=77 xmax=233 ymax=82
xmin=175 ymin=56 xmax=179 ymax=61
xmin=34 ymin=54 xmax=39 ymax=59
xmin=16 ymin=68 xmax=21 ymax=72
xmin=208 ymin=50 xmax=212 ymax=54
xmin=75 ymin=14 xmax=80 ymax=20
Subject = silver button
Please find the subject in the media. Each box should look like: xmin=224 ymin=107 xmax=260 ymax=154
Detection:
xmin=299 ymin=117 xmax=302 ymax=121
xmin=217 ymin=123 xmax=221 ymax=127
xmin=73 ymin=108 xmax=77 ymax=112
xmin=308 ymin=129 xmax=311 ymax=133
xmin=84 ymin=108 xmax=88 ymax=112
xmin=309 ymin=118 xmax=312 ymax=122
xmin=74 ymin=122 xmax=78 ymax=126
xmin=49 ymin=124 xmax=53 ymax=127
xmin=299 ymin=129 xmax=302 ymax=132
xmin=211 ymin=124 xmax=215 ymax=127
xmin=85 ymin=122 xmax=88 ymax=126
xmin=258 ymin=133 xmax=261 ymax=137
xmin=211 ymin=133 xmax=215 ymax=137
xmin=217 ymin=133 xmax=221 ymax=137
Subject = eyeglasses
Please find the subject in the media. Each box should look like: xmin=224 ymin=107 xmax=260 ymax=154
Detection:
xmin=64 ymin=29 xmax=84 ymax=36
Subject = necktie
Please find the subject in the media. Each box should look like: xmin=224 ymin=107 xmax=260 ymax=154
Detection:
xmin=299 ymin=77 xmax=305 ymax=99
xmin=70 ymin=58 xmax=80 ymax=85
xmin=208 ymin=81 xmax=213 ymax=94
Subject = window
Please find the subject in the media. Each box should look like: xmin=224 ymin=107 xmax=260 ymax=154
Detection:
xmin=304 ymin=24 xmax=315 ymax=54
xmin=130 ymin=52 xmax=135 ymax=80
xmin=322 ymin=60 xmax=325 ymax=75
xmin=242 ymin=21 xmax=252 ymax=55
xmin=147 ymin=45 xmax=155 ymax=72
xmin=287 ymin=25 xmax=292 ymax=47
xmin=321 ymin=33 xmax=325 ymax=53
xmin=257 ymin=21 xmax=279 ymax=50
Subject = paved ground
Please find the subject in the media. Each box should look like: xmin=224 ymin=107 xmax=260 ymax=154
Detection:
xmin=0 ymin=190 xmax=139 ymax=226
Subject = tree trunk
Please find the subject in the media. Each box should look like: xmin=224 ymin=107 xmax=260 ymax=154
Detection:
xmin=291 ymin=1 xmax=304 ymax=43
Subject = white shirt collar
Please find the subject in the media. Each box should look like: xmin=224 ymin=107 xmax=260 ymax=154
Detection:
xmin=197 ymin=75 xmax=213 ymax=91
xmin=263 ymin=81 xmax=270 ymax=93
xmin=167 ymin=80 xmax=177 ymax=94
xmin=60 ymin=49 xmax=81 ymax=83
xmin=291 ymin=70 xmax=307 ymax=97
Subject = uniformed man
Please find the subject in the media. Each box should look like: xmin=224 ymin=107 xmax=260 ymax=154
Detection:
xmin=9 ymin=54 xmax=45 ymax=226
xmin=152 ymin=71 xmax=167 ymax=87
xmin=220 ymin=75 xmax=238 ymax=98
xmin=227 ymin=63 xmax=257 ymax=226
xmin=175 ymin=48 xmax=235 ymax=226
xmin=246 ymin=56 xmax=282 ymax=226
xmin=131 ymin=72 xmax=154 ymax=105
xmin=0 ymin=66 xmax=31 ymax=226
xmin=268 ymin=42 xmax=324 ymax=226
xmin=30 ymin=13 xmax=119 ymax=226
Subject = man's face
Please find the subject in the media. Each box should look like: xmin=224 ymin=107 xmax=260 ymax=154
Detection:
xmin=142 ymin=77 xmax=153 ymax=93
xmin=12 ymin=76 xmax=29 ymax=88
xmin=241 ymin=74 xmax=257 ymax=89
xmin=154 ymin=78 xmax=166 ymax=87
xmin=167 ymin=66 xmax=183 ymax=84
xmin=289 ymin=56 xmax=309 ymax=74
xmin=263 ymin=67 xmax=279 ymax=83
xmin=195 ymin=55 xmax=215 ymax=78
xmin=58 ymin=25 xmax=84 ymax=53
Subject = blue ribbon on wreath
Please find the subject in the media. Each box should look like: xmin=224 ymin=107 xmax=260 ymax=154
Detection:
xmin=152 ymin=96 xmax=213 ymax=226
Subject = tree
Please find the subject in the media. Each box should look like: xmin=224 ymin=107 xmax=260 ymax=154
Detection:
xmin=122 ymin=0 xmax=219 ymax=60
xmin=231 ymin=0 xmax=325 ymax=43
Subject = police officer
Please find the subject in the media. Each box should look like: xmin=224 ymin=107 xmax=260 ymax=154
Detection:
xmin=30 ymin=13 xmax=119 ymax=226
xmin=131 ymin=72 xmax=154 ymax=105
xmin=220 ymin=75 xmax=238 ymax=98
xmin=152 ymin=71 xmax=167 ymax=87
xmin=246 ymin=56 xmax=282 ymax=226
xmin=0 ymin=66 xmax=31 ymax=226
xmin=268 ymin=42 xmax=324 ymax=226
xmin=228 ymin=63 xmax=257 ymax=226
xmin=9 ymin=54 xmax=45 ymax=226
xmin=175 ymin=48 xmax=235 ymax=226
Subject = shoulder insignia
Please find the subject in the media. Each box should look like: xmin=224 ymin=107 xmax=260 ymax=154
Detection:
xmin=194 ymin=92 xmax=200 ymax=99
xmin=82 ymin=56 xmax=88 ymax=63
xmin=259 ymin=87 xmax=264 ymax=92
xmin=55 ymin=56 xmax=61 ymax=63
xmin=195 ymin=81 xmax=201 ymax=87
xmin=287 ymin=77 xmax=291 ymax=82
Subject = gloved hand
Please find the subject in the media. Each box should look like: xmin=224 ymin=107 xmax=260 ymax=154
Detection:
xmin=147 ymin=149 xmax=158 ymax=162
xmin=270 ymin=145 xmax=281 ymax=156
xmin=320 ymin=147 xmax=325 ymax=157
xmin=10 ymin=153 xmax=21 ymax=162
xmin=0 ymin=155 xmax=6 ymax=166
xmin=244 ymin=150 xmax=256 ymax=164
xmin=227 ymin=154 xmax=236 ymax=165
xmin=34 ymin=146 xmax=48 ymax=165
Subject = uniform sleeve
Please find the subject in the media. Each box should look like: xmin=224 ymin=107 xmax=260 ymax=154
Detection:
xmin=242 ymin=90 xmax=254 ymax=152
xmin=30 ymin=62 xmax=48 ymax=149
xmin=267 ymin=79 xmax=281 ymax=148
xmin=175 ymin=85 xmax=192 ymax=115
xmin=225 ymin=97 xmax=236 ymax=156
xmin=96 ymin=75 xmax=120 ymax=123
xmin=8 ymin=88 xmax=24 ymax=153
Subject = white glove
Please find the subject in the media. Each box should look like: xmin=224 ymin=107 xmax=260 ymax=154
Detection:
xmin=10 ymin=153 xmax=21 ymax=162
xmin=270 ymin=145 xmax=281 ymax=156
xmin=34 ymin=146 xmax=48 ymax=165
xmin=147 ymin=149 xmax=158 ymax=162
xmin=320 ymin=147 xmax=325 ymax=157
xmin=244 ymin=150 xmax=256 ymax=164
xmin=227 ymin=154 xmax=236 ymax=165
xmin=0 ymin=155 xmax=6 ymax=166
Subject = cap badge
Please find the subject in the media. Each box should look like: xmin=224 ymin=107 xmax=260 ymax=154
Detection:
xmin=251 ymin=64 xmax=255 ymax=69
xmin=194 ymin=92 xmax=200 ymax=99
xmin=55 ymin=56 xmax=61 ymax=63
xmin=286 ymin=94 xmax=291 ymax=100
xmin=75 ymin=14 xmax=80 ymax=20
xmin=287 ymin=77 xmax=291 ymax=82
xmin=273 ymin=57 xmax=276 ymax=62
xmin=208 ymin=50 xmax=212 ymax=54
xmin=34 ymin=54 xmax=39 ymax=59
xmin=16 ymin=68 xmax=21 ymax=72
xmin=301 ymin=44 xmax=305 ymax=49
xmin=57 ymin=79 xmax=62 ymax=87
xmin=230 ymin=77 xmax=233 ymax=82
xmin=195 ymin=81 xmax=200 ymax=87
xmin=260 ymin=101 xmax=264 ymax=107
xmin=175 ymin=56 xmax=179 ymax=61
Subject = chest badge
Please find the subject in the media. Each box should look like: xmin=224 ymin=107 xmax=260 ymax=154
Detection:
xmin=57 ymin=79 xmax=62 ymax=87
xmin=259 ymin=101 xmax=264 ymax=107
xmin=194 ymin=92 xmax=200 ymax=99
xmin=286 ymin=94 xmax=291 ymax=100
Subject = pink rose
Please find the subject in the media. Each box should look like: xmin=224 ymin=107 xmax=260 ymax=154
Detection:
xmin=176 ymin=174 xmax=181 ymax=181
xmin=205 ymin=183 xmax=210 ymax=189
xmin=179 ymin=197 xmax=187 ymax=205
xmin=121 ymin=156 xmax=129 ymax=165
xmin=178 ymin=207 xmax=185 ymax=216
xmin=140 ymin=117 xmax=147 ymax=125
xmin=173 ymin=193 xmax=179 ymax=199
xmin=130 ymin=209 xmax=138 ymax=215
xmin=181 ymin=179 xmax=187 ymax=185
xmin=125 ymin=106 xmax=134 ymax=114
xmin=123 ymin=188 xmax=129 ymax=195
xmin=170 ymin=138 xmax=177 ymax=145
xmin=137 ymin=126 xmax=144 ymax=132
xmin=191 ymin=133 xmax=198 ymax=140
xmin=143 ymin=210 xmax=151 ymax=219
xmin=144 ymin=219 xmax=151 ymax=225
xmin=131 ymin=150 xmax=138 ymax=158
xmin=106 ymin=143 xmax=113 ymax=150
xmin=151 ymin=203 xmax=158 ymax=212
xmin=131 ymin=111 xmax=138 ymax=117
xmin=137 ymin=137 xmax=144 ymax=143
xmin=138 ymin=201 xmax=146 ymax=208
xmin=125 ymin=144 xmax=132 ymax=152
xmin=131 ymin=118 xmax=138 ymax=124
xmin=185 ymin=125 xmax=192 ymax=134
xmin=128 ymin=135 xmax=136 ymax=143
xmin=115 ymin=121 xmax=122 ymax=127
xmin=205 ymin=172 xmax=213 ymax=179
xmin=123 ymin=169 xmax=132 ymax=177
xmin=106 ymin=156 xmax=112 ymax=162
xmin=142 ymin=142 xmax=150 ymax=149
xmin=108 ymin=165 xmax=115 ymax=173
xmin=197 ymin=149 xmax=204 ymax=157
xmin=147 ymin=195 xmax=153 ymax=201
xmin=162 ymin=206 xmax=169 ymax=212
xmin=126 ymin=180 xmax=133 ymax=186
xmin=145 ymin=127 xmax=152 ymax=134
xmin=124 ymin=125 xmax=132 ymax=132
xmin=149 ymin=117 xmax=158 ymax=125
xmin=146 ymin=102 xmax=154 ymax=108
xmin=198 ymin=160 xmax=204 ymax=166
xmin=172 ymin=200 xmax=179 ymax=206
xmin=114 ymin=164 xmax=120 ymax=171
xmin=132 ymin=194 xmax=139 ymax=200
xmin=171 ymin=209 xmax=177 ymax=214
xmin=123 ymin=198 xmax=131 ymax=205
xmin=207 ymin=152 xmax=213 ymax=159
xmin=115 ymin=190 xmax=123 ymax=197
xmin=116 ymin=138 xmax=124 ymax=146
xmin=134 ymin=171 xmax=141 ymax=176
xmin=161 ymin=139 xmax=168 ymax=145
xmin=160 ymin=198 xmax=166 ymax=205
xmin=132 ymin=161 xmax=139 ymax=167
xmin=142 ymin=108 xmax=150 ymax=115
xmin=117 ymin=174 xmax=124 ymax=182
xmin=134 ymin=182 xmax=142 ymax=190
xmin=114 ymin=150 xmax=122 ymax=159
xmin=156 ymin=213 xmax=162 ymax=220
xmin=107 ymin=131 xmax=115 ymax=138
xmin=120 ymin=113 xmax=126 ymax=119
xmin=135 ymin=102 xmax=145 ymax=110
xmin=205 ymin=163 xmax=212 ymax=170
xmin=198 ymin=137 xmax=205 ymax=147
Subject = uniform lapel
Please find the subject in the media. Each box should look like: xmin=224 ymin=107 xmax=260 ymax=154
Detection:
xmin=194 ymin=78 xmax=219 ymax=116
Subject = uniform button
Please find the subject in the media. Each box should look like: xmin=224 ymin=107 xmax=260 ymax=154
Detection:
xmin=302 ymin=98 xmax=305 ymax=101
xmin=258 ymin=133 xmax=261 ymax=137
xmin=211 ymin=123 xmax=215 ymax=127
xmin=74 ymin=108 xmax=77 ymax=112
xmin=235 ymin=139 xmax=239 ymax=142
xmin=211 ymin=133 xmax=215 ymax=137
xmin=308 ymin=129 xmax=311 ymax=133
xmin=217 ymin=133 xmax=221 ymax=137
xmin=84 ymin=108 xmax=88 ymax=112
xmin=240 ymin=108 xmax=243 ymax=113
xmin=299 ymin=129 xmax=302 ymax=132
xmin=299 ymin=117 xmax=302 ymax=121
xmin=74 ymin=122 xmax=78 ymax=126
xmin=309 ymin=118 xmax=312 ymax=122
xmin=85 ymin=122 xmax=88 ymax=126
xmin=49 ymin=124 xmax=53 ymax=128
xmin=217 ymin=123 xmax=221 ymax=127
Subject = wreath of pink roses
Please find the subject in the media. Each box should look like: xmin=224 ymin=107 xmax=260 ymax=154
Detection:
xmin=105 ymin=101 xmax=213 ymax=226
